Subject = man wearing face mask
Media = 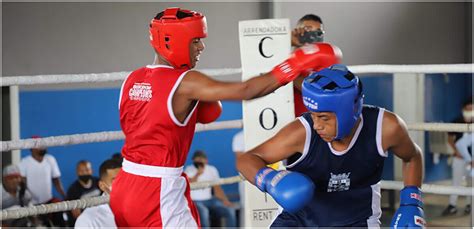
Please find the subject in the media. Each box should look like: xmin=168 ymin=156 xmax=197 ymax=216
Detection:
xmin=442 ymin=96 xmax=473 ymax=216
xmin=184 ymin=150 xmax=236 ymax=228
xmin=75 ymin=159 xmax=121 ymax=228
xmin=19 ymin=136 xmax=67 ymax=226
xmin=291 ymin=14 xmax=341 ymax=117
xmin=67 ymin=160 xmax=101 ymax=223
xmin=18 ymin=136 xmax=66 ymax=205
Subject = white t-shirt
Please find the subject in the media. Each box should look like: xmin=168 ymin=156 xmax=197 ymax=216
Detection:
xmin=232 ymin=130 xmax=247 ymax=208
xmin=456 ymin=132 xmax=473 ymax=162
xmin=2 ymin=186 xmax=33 ymax=209
xmin=455 ymin=132 xmax=473 ymax=177
xmin=18 ymin=155 xmax=61 ymax=204
xmin=232 ymin=130 xmax=244 ymax=153
xmin=184 ymin=164 xmax=220 ymax=201
xmin=75 ymin=204 xmax=116 ymax=228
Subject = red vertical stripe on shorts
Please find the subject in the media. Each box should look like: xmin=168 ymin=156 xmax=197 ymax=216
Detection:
xmin=183 ymin=173 xmax=201 ymax=228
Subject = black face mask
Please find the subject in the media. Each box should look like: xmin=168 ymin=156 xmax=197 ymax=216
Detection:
xmin=193 ymin=162 xmax=204 ymax=169
xmin=298 ymin=29 xmax=325 ymax=44
xmin=78 ymin=175 xmax=92 ymax=183
xmin=38 ymin=150 xmax=47 ymax=156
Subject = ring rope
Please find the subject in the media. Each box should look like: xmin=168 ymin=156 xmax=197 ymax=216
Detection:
xmin=380 ymin=180 xmax=473 ymax=196
xmin=348 ymin=63 xmax=473 ymax=74
xmin=190 ymin=175 xmax=245 ymax=190
xmin=0 ymin=68 xmax=242 ymax=87
xmin=1 ymin=176 xmax=472 ymax=220
xmin=1 ymin=64 xmax=472 ymax=87
xmin=1 ymin=195 xmax=109 ymax=221
xmin=407 ymin=122 xmax=472 ymax=132
xmin=1 ymin=176 xmax=245 ymax=221
xmin=1 ymin=121 xmax=470 ymax=152
xmin=1 ymin=120 xmax=243 ymax=152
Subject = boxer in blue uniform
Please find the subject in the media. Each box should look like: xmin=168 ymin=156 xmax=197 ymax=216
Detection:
xmin=237 ymin=65 xmax=425 ymax=228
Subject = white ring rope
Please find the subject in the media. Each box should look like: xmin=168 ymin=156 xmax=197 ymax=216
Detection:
xmin=1 ymin=64 xmax=472 ymax=87
xmin=380 ymin=180 xmax=473 ymax=196
xmin=0 ymin=120 xmax=470 ymax=152
xmin=1 ymin=175 xmax=472 ymax=221
xmin=408 ymin=122 xmax=473 ymax=132
xmin=190 ymin=175 xmax=245 ymax=190
xmin=348 ymin=64 xmax=473 ymax=74
xmin=1 ymin=71 xmax=131 ymax=87
xmin=1 ymin=195 xmax=109 ymax=221
xmin=0 ymin=120 xmax=243 ymax=152
xmin=0 ymin=68 xmax=242 ymax=87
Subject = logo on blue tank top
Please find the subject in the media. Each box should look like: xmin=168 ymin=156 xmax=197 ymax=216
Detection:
xmin=327 ymin=172 xmax=351 ymax=192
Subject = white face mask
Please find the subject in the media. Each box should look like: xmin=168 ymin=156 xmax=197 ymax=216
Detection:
xmin=463 ymin=110 xmax=474 ymax=122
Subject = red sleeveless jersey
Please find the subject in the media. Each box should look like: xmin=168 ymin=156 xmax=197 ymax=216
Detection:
xmin=119 ymin=65 xmax=198 ymax=167
xmin=294 ymin=88 xmax=307 ymax=117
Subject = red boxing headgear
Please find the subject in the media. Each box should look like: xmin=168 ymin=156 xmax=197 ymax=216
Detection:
xmin=149 ymin=7 xmax=207 ymax=69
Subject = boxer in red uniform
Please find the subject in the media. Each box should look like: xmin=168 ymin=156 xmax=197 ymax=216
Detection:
xmin=110 ymin=7 xmax=342 ymax=227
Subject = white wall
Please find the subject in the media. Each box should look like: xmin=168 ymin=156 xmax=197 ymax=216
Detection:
xmin=2 ymin=2 xmax=471 ymax=80
xmin=280 ymin=2 xmax=469 ymax=65
xmin=3 ymin=2 xmax=262 ymax=78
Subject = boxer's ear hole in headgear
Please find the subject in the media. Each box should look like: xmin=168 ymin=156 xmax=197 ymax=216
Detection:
xmin=324 ymin=82 xmax=338 ymax=90
xmin=313 ymin=71 xmax=357 ymax=91
xmin=154 ymin=10 xmax=193 ymax=20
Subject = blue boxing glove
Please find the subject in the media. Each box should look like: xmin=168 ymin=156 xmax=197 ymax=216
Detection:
xmin=255 ymin=167 xmax=314 ymax=213
xmin=391 ymin=186 xmax=426 ymax=228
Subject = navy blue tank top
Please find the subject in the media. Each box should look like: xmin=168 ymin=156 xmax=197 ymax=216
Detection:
xmin=277 ymin=105 xmax=387 ymax=227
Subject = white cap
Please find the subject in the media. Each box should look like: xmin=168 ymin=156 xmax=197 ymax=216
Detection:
xmin=3 ymin=164 xmax=21 ymax=177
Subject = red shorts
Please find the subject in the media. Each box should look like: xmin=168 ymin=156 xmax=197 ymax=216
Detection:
xmin=110 ymin=160 xmax=200 ymax=227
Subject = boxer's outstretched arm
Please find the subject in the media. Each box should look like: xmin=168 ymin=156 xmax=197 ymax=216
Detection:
xmin=382 ymin=110 xmax=423 ymax=187
xmin=236 ymin=120 xmax=305 ymax=184
xmin=179 ymin=43 xmax=341 ymax=101
xmin=179 ymin=70 xmax=280 ymax=101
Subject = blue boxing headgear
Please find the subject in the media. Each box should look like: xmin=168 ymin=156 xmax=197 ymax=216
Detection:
xmin=302 ymin=64 xmax=363 ymax=140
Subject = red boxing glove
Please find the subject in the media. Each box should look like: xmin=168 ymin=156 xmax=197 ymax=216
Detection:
xmin=271 ymin=42 xmax=342 ymax=85
xmin=196 ymin=101 xmax=222 ymax=124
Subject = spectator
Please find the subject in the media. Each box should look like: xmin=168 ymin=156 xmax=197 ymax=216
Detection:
xmin=291 ymin=14 xmax=325 ymax=48
xmin=184 ymin=150 xmax=236 ymax=228
xmin=19 ymin=136 xmax=66 ymax=204
xmin=1 ymin=164 xmax=35 ymax=227
xmin=232 ymin=130 xmax=245 ymax=226
xmin=290 ymin=14 xmax=340 ymax=117
xmin=18 ymin=136 xmax=67 ymax=226
xmin=443 ymin=96 xmax=473 ymax=215
xmin=75 ymin=159 xmax=121 ymax=228
xmin=67 ymin=160 xmax=101 ymax=223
